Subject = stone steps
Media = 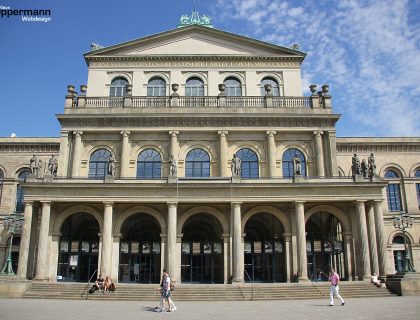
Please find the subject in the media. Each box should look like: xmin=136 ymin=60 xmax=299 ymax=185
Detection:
xmin=22 ymin=282 xmax=396 ymax=301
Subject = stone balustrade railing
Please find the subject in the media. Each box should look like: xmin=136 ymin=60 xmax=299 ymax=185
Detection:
xmin=75 ymin=96 xmax=316 ymax=109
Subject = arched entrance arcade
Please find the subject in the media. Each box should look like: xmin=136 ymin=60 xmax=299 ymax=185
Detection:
xmin=119 ymin=213 xmax=162 ymax=283
xmin=181 ymin=213 xmax=224 ymax=284
xmin=57 ymin=213 xmax=100 ymax=282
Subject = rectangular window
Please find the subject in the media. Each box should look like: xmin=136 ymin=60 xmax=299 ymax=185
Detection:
xmin=416 ymin=183 xmax=420 ymax=209
xmin=386 ymin=183 xmax=401 ymax=212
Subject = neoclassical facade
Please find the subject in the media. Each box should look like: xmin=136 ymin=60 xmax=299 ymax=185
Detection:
xmin=0 ymin=23 xmax=419 ymax=285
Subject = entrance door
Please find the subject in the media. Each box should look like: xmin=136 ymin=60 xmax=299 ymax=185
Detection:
xmin=181 ymin=241 xmax=223 ymax=283
xmin=119 ymin=241 xmax=161 ymax=283
xmin=57 ymin=213 xmax=100 ymax=282
xmin=244 ymin=241 xmax=284 ymax=282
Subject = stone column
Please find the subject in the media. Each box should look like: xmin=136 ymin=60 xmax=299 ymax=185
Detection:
xmin=355 ymin=200 xmax=371 ymax=280
xmin=17 ymin=201 xmax=33 ymax=278
xmin=366 ymin=204 xmax=379 ymax=275
xmin=120 ymin=130 xmax=131 ymax=178
xmin=71 ymin=130 xmax=83 ymax=177
xmin=218 ymin=131 xmax=229 ymax=177
xmin=232 ymin=202 xmax=243 ymax=282
xmin=266 ymin=130 xmax=277 ymax=177
xmin=284 ymin=232 xmax=292 ymax=282
xmin=101 ymin=202 xmax=113 ymax=276
xmin=35 ymin=201 xmax=51 ymax=280
xmin=167 ymin=202 xmax=177 ymax=281
xmin=326 ymin=131 xmax=338 ymax=176
xmin=169 ymin=131 xmax=179 ymax=162
xmin=313 ymin=130 xmax=325 ymax=177
xmin=294 ymin=201 xmax=308 ymax=281
xmin=57 ymin=131 xmax=70 ymax=177
xmin=373 ymin=200 xmax=388 ymax=276
xmin=343 ymin=231 xmax=353 ymax=281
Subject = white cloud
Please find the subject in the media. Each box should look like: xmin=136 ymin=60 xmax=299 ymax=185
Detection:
xmin=213 ymin=0 xmax=420 ymax=136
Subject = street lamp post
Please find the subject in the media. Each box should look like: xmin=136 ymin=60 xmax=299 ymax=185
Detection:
xmin=392 ymin=212 xmax=416 ymax=273
xmin=1 ymin=212 xmax=24 ymax=275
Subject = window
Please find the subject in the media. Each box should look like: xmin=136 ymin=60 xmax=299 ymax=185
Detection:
xmin=137 ymin=149 xmax=162 ymax=179
xmin=109 ymin=77 xmax=128 ymax=97
xmin=185 ymin=77 xmax=204 ymax=96
xmin=185 ymin=149 xmax=210 ymax=177
xmin=224 ymin=77 xmax=242 ymax=96
xmin=416 ymin=183 xmax=420 ymax=209
xmin=260 ymin=77 xmax=281 ymax=96
xmin=15 ymin=170 xmax=31 ymax=212
xmin=147 ymin=77 xmax=166 ymax=96
xmin=282 ymin=148 xmax=306 ymax=178
xmin=0 ymin=169 xmax=3 ymax=205
xmin=384 ymin=170 xmax=402 ymax=212
xmin=415 ymin=169 xmax=420 ymax=178
xmin=236 ymin=148 xmax=259 ymax=178
xmin=89 ymin=149 xmax=112 ymax=178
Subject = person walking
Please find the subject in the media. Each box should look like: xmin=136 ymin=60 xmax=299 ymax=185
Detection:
xmin=156 ymin=269 xmax=177 ymax=312
xmin=328 ymin=267 xmax=345 ymax=306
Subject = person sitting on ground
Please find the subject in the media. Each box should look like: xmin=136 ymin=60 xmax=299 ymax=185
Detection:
xmin=95 ymin=274 xmax=104 ymax=291
xmin=103 ymin=275 xmax=112 ymax=292
xmin=371 ymin=273 xmax=381 ymax=287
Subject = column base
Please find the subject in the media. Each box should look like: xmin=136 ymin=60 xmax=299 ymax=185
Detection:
xmin=232 ymin=278 xmax=243 ymax=283
xmin=33 ymin=277 xmax=50 ymax=282
xmin=297 ymin=277 xmax=310 ymax=283
xmin=168 ymin=176 xmax=178 ymax=183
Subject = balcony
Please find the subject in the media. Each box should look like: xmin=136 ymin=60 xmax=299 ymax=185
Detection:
xmin=69 ymin=96 xmax=317 ymax=109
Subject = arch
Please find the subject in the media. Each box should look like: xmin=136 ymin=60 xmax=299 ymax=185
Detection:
xmin=387 ymin=230 xmax=416 ymax=245
xmin=115 ymin=205 xmax=166 ymax=235
xmin=144 ymin=72 xmax=170 ymax=84
xmin=282 ymin=148 xmax=307 ymax=178
xmin=276 ymin=141 xmax=311 ymax=162
xmin=185 ymin=76 xmax=205 ymax=96
xmin=53 ymin=205 xmax=103 ymax=235
xmin=228 ymin=142 xmax=264 ymax=163
xmin=14 ymin=166 xmax=31 ymax=179
xmin=109 ymin=76 xmax=129 ymax=97
xmin=409 ymin=164 xmax=420 ymax=177
xmin=305 ymin=205 xmax=351 ymax=233
xmin=219 ymin=72 xmax=246 ymax=85
xmin=236 ymin=148 xmax=259 ymax=178
xmin=223 ymin=76 xmax=242 ymax=96
xmin=256 ymin=73 xmax=283 ymax=87
xmin=88 ymin=148 xmax=113 ymax=178
xmin=379 ymin=164 xmax=407 ymax=178
xmin=107 ymin=73 xmax=132 ymax=84
xmin=242 ymin=206 xmax=291 ymax=234
xmin=136 ymin=149 xmax=162 ymax=178
xmin=0 ymin=165 xmax=7 ymax=178
xmin=177 ymin=206 xmax=229 ymax=235
xmin=83 ymin=143 xmax=117 ymax=161
xmin=260 ymin=77 xmax=281 ymax=96
xmin=185 ymin=148 xmax=211 ymax=178
xmin=147 ymin=76 xmax=167 ymax=96
xmin=130 ymin=142 xmax=167 ymax=163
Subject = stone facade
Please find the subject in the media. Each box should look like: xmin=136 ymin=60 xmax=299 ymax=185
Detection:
xmin=0 ymin=25 xmax=419 ymax=284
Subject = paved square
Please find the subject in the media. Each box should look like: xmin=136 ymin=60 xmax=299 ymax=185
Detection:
xmin=1 ymin=296 xmax=420 ymax=320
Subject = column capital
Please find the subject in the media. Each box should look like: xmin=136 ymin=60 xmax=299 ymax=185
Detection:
xmin=73 ymin=130 xmax=83 ymax=136
xmin=23 ymin=200 xmax=34 ymax=206
xmin=60 ymin=130 xmax=70 ymax=137
xmin=355 ymin=200 xmax=366 ymax=205
xmin=120 ymin=130 xmax=131 ymax=136
xmin=103 ymin=201 xmax=114 ymax=207
xmin=313 ymin=130 xmax=324 ymax=136
xmin=373 ymin=199 xmax=383 ymax=205
xmin=167 ymin=201 xmax=178 ymax=208
xmin=294 ymin=200 xmax=306 ymax=206
xmin=40 ymin=201 xmax=52 ymax=206
xmin=169 ymin=130 xmax=179 ymax=137
xmin=231 ymin=202 xmax=242 ymax=208
xmin=218 ymin=130 xmax=229 ymax=136
xmin=266 ymin=130 xmax=277 ymax=136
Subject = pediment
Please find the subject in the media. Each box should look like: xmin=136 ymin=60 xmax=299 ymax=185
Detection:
xmin=85 ymin=25 xmax=305 ymax=59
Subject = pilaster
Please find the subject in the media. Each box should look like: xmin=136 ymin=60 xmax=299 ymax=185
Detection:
xmin=266 ymin=130 xmax=277 ymax=177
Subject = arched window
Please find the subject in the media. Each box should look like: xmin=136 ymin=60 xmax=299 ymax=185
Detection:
xmin=89 ymin=149 xmax=112 ymax=178
xmin=282 ymin=148 xmax=306 ymax=178
xmin=415 ymin=169 xmax=420 ymax=178
xmin=147 ymin=77 xmax=166 ymax=96
xmin=260 ymin=77 xmax=281 ymax=96
xmin=236 ymin=148 xmax=259 ymax=178
xmin=224 ymin=77 xmax=242 ymax=96
xmin=0 ymin=169 xmax=4 ymax=205
xmin=185 ymin=149 xmax=210 ymax=177
xmin=137 ymin=149 xmax=162 ymax=179
xmin=109 ymin=77 xmax=128 ymax=97
xmin=15 ymin=170 xmax=31 ymax=212
xmin=384 ymin=170 xmax=402 ymax=212
xmin=185 ymin=77 xmax=204 ymax=96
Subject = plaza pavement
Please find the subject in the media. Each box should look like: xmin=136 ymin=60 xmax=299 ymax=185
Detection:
xmin=1 ymin=296 xmax=419 ymax=320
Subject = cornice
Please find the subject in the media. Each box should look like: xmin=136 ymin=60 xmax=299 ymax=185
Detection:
xmin=57 ymin=114 xmax=340 ymax=130
xmin=0 ymin=143 xmax=60 ymax=153
xmin=337 ymin=143 xmax=420 ymax=153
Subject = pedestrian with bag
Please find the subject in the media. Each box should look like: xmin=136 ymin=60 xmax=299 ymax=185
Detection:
xmin=328 ymin=267 xmax=345 ymax=306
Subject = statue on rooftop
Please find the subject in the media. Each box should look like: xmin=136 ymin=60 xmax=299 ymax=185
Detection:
xmin=47 ymin=154 xmax=58 ymax=176
xmin=368 ymin=153 xmax=376 ymax=177
xmin=352 ymin=153 xmax=361 ymax=176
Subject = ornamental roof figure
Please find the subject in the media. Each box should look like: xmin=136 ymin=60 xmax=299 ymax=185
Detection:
xmin=177 ymin=10 xmax=213 ymax=28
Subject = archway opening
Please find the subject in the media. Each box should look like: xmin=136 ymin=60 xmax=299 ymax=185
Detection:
xmin=119 ymin=213 xmax=161 ymax=283
xmin=244 ymin=213 xmax=285 ymax=282
xmin=392 ymin=235 xmax=414 ymax=273
xmin=306 ymin=212 xmax=345 ymax=281
xmin=181 ymin=213 xmax=224 ymax=283
xmin=57 ymin=213 xmax=99 ymax=282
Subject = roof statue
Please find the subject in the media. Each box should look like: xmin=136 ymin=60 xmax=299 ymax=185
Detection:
xmin=177 ymin=10 xmax=213 ymax=28
xmin=90 ymin=42 xmax=104 ymax=51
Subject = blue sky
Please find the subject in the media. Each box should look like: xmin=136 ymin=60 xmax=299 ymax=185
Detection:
xmin=0 ymin=0 xmax=419 ymax=138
